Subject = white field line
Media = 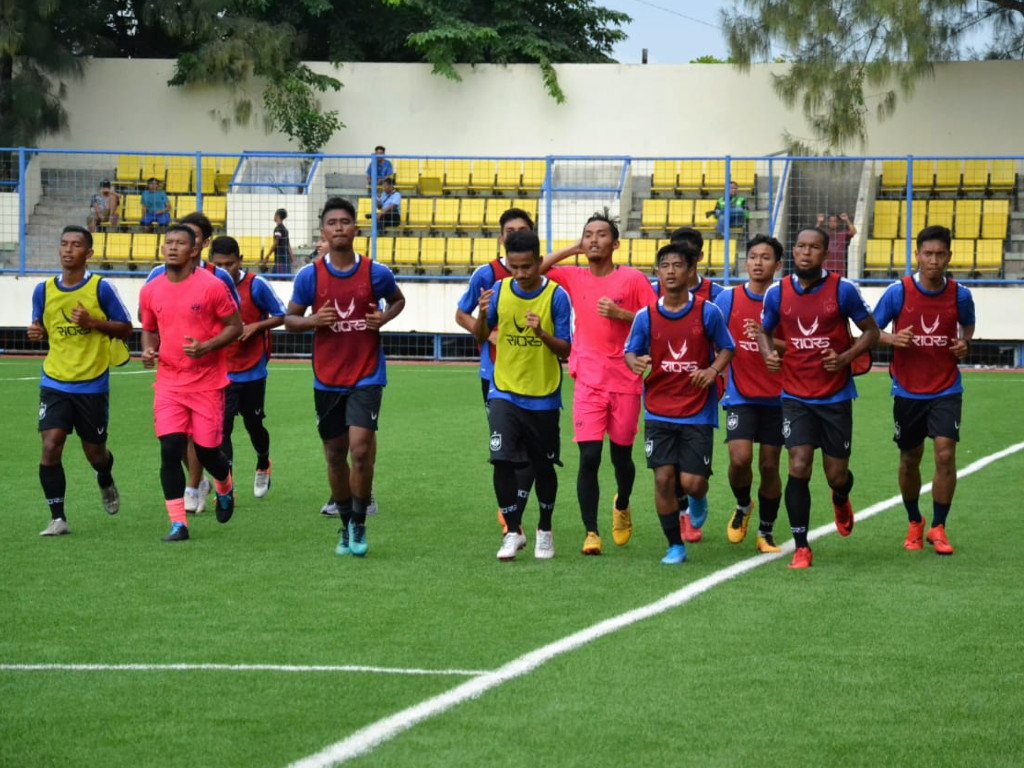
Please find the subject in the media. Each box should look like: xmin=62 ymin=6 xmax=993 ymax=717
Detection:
xmin=0 ymin=663 xmax=487 ymax=676
xmin=285 ymin=440 xmax=1024 ymax=768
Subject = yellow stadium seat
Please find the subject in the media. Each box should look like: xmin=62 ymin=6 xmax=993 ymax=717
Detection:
xmin=196 ymin=171 xmax=217 ymax=196
xmin=90 ymin=232 xmax=107 ymax=259
xmin=214 ymin=156 xmax=239 ymax=192
xmin=141 ymin=155 xmax=168 ymax=185
xmin=458 ymin=198 xmax=486 ymax=230
xmin=879 ymin=160 xmax=908 ymax=191
xmin=234 ymin=236 xmax=266 ymax=262
xmin=104 ymin=233 xmax=133 ymax=266
xmin=730 ymin=160 xmax=757 ymax=191
xmin=640 ymin=199 xmax=669 ymax=233
xmin=373 ymin=236 xmax=395 ymax=265
xmin=446 ymin=237 xmax=473 ymax=271
xmin=981 ymin=199 xmax=1010 ymax=239
xmin=471 ymin=237 xmax=498 ymax=265
xmin=934 ymin=160 xmax=961 ymax=191
xmin=114 ymin=155 xmax=143 ymax=188
xmin=419 ymin=159 xmax=444 ymax=180
xmin=928 ymin=199 xmax=954 ymax=230
xmin=418 ymin=159 xmax=444 ymax=196
xmin=898 ymin=200 xmax=926 ymax=239
xmin=974 ymin=239 xmax=1003 ymax=274
xmin=704 ymin=160 xmax=726 ymax=192
xmin=165 ymin=167 xmax=192 ymax=195
xmin=890 ymin=240 xmax=914 ymax=272
xmin=357 ymin=197 xmax=375 ymax=222
xmin=404 ymin=198 xmax=434 ymax=230
xmin=444 ymin=160 xmax=471 ymax=192
xmin=864 ymin=239 xmax=893 ymax=275
xmin=667 ymin=199 xmax=695 ymax=229
xmin=960 ymin=160 xmax=989 ymax=192
xmin=352 ymin=236 xmax=369 ymax=256
xmin=433 ymin=198 xmax=461 ymax=230
xmin=950 ymin=239 xmax=975 ymax=273
xmin=175 ymin=195 xmax=198 ymax=218
xmin=166 ymin=155 xmax=193 ymax=172
xmin=133 ymin=233 xmax=159 ymax=263
xmin=651 ymin=161 xmax=678 ymax=195
xmin=707 ymin=240 xmax=740 ymax=275
xmin=121 ymin=195 xmax=143 ymax=227
xmin=988 ymin=160 xmax=1017 ymax=192
xmin=482 ymin=198 xmax=505 ymax=230
xmin=468 ymin=160 xmax=497 ymax=194
xmin=521 ymin=160 xmax=547 ymax=192
xmin=419 ymin=237 xmax=447 ymax=272
xmin=677 ymin=160 xmax=704 ymax=193
xmin=393 ymin=159 xmax=420 ymax=192
xmin=393 ymin=237 xmax=420 ymax=271
xmin=494 ymin=160 xmax=522 ymax=193
xmin=630 ymin=238 xmax=658 ymax=271
xmin=911 ymin=160 xmax=935 ymax=192
xmin=550 ymin=239 xmax=582 ymax=266
xmin=514 ymin=198 xmax=539 ymax=223
xmin=204 ymin=195 xmax=227 ymax=228
xmin=954 ymin=199 xmax=981 ymax=239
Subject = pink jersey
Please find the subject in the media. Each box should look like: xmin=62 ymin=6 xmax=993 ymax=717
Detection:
xmin=139 ymin=267 xmax=237 ymax=391
xmin=548 ymin=264 xmax=656 ymax=394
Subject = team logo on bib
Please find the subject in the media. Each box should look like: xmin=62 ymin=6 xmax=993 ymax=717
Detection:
xmin=38 ymin=402 xmax=47 ymax=421
xmin=489 ymin=431 xmax=502 ymax=452
xmin=782 ymin=418 xmax=791 ymax=439
xmin=644 ymin=439 xmax=653 ymax=458
xmin=894 ymin=421 xmax=901 ymax=440
xmin=727 ymin=412 xmax=739 ymax=431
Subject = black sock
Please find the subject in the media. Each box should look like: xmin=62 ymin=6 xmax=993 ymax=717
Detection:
xmin=731 ymin=483 xmax=752 ymax=508
xmin=676 ymin=493 xmax=689 ymax=513
xmin=785 ymin=475 xmax=811 ymax=548
xmin=757 ymin=491 xmax=781 ymax=535
xmin=95 ymin=451 xmax=115 ymax=489
xmin=831 ymin=469 xmax=854 ymax=505
xmin=351 ymin=496 xmax=369 ymax=526
xmin=904 ymin=496 xmax=922 ymax=524
xmin=609 ymin=441 xmax=635 ymax=510
xmin=538 ymin=502 xmax=555 ymax=532
xmin=336 ymin=497 xmax=354 ymax=529
xmin=40 ymin=464 xmax=66 ymax=520
xmin=932 ymin=502 xmax=951 ymax=528
xmin=659 ymin=511 xmax=683 ymax=545
xmin=255 ymin=452 xmax=271 ymax=472
xmin=494 ymin=461 xmax=523 ymax=532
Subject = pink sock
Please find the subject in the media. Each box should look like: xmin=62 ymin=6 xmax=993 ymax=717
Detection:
xmin=213 ymin=473 xmax=232 ymax=496
xmin=166 ymin=498 xmax=187 ymax=525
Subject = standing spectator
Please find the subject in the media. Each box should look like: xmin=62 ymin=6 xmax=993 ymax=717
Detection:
xmin=624 ymin=241 xmax=735 ymax=564
xmin=872 ymin=225 xmax=975 ymax=555
xmin=474 ymin=230 xmax=572 ymax=561
xmin=140 ymin=177 xmax=171 ymax=231
xmin=284 ymin=198 xmax=406 ymax=557
xmin=270 ymin=208 xmax=293 ymax=274
xmin=138 ymin=224 xmax=243 ymax=542
xmin=28 ymin=225 xmax=133 ymax=536
xmin=209 ymin=236 xmax=287 ymax=499
xmin=706 ymin=181 xmax=749 ymax=239
xmin=816 ymin=212 xmax=858 ymax=276
xmin=369 ymin=177 xmax=402 ymax=234
xmin=757 ymin=226 xmax=879 ymax=569
xmin=87 ymin=180 xmax=120 ymax=233
xmin=365 ymin=145 xmax=394 ymax=187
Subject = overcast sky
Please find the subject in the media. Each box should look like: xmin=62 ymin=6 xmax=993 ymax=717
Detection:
xmin=604 ymin=0 xmax=732 ymax=64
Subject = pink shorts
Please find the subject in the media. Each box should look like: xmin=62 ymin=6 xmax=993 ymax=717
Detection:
xmin=153 ymin=387 xmax=225 ymax=448
xmin=572 ymin=382 xmax=641 ymax=445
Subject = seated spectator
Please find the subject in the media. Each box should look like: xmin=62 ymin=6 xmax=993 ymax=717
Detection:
xmin=367 ymin=177 xmax=402 ymax=234
xmin=706 ymin=181 xmax=749 ymax=239
xmin=366 ymin=145 xmax=394 ymax=187
xmin=87 ymin=180 xmax=120 ymax=233
xmin=140 ymin=177 xmax=171 ymax=231
xmin=817 ymin=212 xmax=857 ymax=276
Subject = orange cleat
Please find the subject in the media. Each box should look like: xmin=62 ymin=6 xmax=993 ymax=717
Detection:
xmin=680 ymin=512 xmax=703 ymax=543
xmin=788 ymin=546 xmax=813 ymax=569
xmin=833 ymin=495 xmax=855 ymax=537
xmin=904 ymin=517 xmax=927 ymax=550
xmin=926 ymin=524 xmax=954 ymax=555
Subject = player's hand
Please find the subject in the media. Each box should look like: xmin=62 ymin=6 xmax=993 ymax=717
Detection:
xmin=950 ymin=338 xmax=969 ymax=360
xmin=70 ymin=300 xmax=94 ymax=328
xmin=628 ymin=354 xmax=651 ymax=376
xmin=597 ymin=297 xmax=621 ymax=319
xmin=27 ymin=320 xmax=46 ymax=341
xmin=312 ymin=304 xmax=339 ymax=327
xmin=764 ymin=350 xmax=782 ymax=373
xmin=524 ymin=311 xmax=542 ymax=332
xmin=238 ymin=323 xmax=260 ymax=342
xmin=690 ymin=367 xmax=717 ymax=389
xmin=487 ymin=328 xmax=499 ymax=345
xmin=891 ymin=325 xmax=915 ymax=348
xmin=365 ymin=304 xmax=386 ymax=331
xmin=183 ymin=335 xmax=206 ymax=358
xmin=477 ymin=288 xmax=494 ymax=314
xmin=820 ymin=348 xmax=845 ymax=371
xmin=839 ymin=212 xmax=851 ymax=223
xmin=742 ymin=317 xmax=763 ymax=341
xmin=141 ymin=347 xmax=158 ymax=368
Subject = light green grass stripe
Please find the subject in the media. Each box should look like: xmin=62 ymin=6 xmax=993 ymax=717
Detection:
xmin=0 ymin=663 xmax=486 ymax=676
xmin=287 ymin=439 xmax=1024 ymax=768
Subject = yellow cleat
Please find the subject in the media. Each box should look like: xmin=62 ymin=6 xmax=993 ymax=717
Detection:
xmin=611 ymin=494 xmax=632 ymax=546
xmin=755 ymin=533 xmax=782 ymax=553
xmin=582 ymin=530 xmax=603 ymax=556
xmin=727 ymin=504 xmax=754 ymax=544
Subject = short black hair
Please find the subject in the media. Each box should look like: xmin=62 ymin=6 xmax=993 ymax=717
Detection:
xmin=147 ymin=177 xmax=159 ymax=184
xmin=797 ymin=226 xmax=830 ymax=251
xmin=585 ymin=210 xmax=619 ymax=241
xmin=165 ymin=224 xmax=197 ymax=246
xmin=746 ymin=234 xmax=784 ymax=261
xmin=916 ymin=225 xmax=952 ymax=250
xmin=320 ymin=197 xmax=356 ymax=223
xmin=178 ymin=211 xmax=214 ymax=242
xmin=499 ymin=207 xmax=534 ymax=231
xmin=375 ymin=145 xmax=386 ymax=153
xmin=274 ymin=208 xmax=287 ymax=220
xmin=669 ymin=226 xmax=703 ymax=252
xmin=62 ymin=224 xmax=92 ymax=249
xmin=504 ymin=230 xmax=541 ymax=259
xmin=657 ymin=242 xmax=699 ymax=269
xmin=210 ymin=235 xmax=240 ymax=258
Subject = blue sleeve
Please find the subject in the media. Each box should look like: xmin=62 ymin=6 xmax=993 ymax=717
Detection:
xmin=760 ymin=284 xmax=781 ymax=332
xmin=213 ymin=266 xmax=241 ymax=306
xmin=370 ymin=261 xmax=399 ymax=301
xmin=457 ymin=265 xmax=493 ymax=313
xmin=703 ymin=301 xmax=735 ymax=351
xmin=290 ymin=263 xmax=317 ymax=307
xmin=31 ymin=282 xmax=45 ymax=323
xmin=145 ymin=265 xmax=163 ymax=283
xmin=251 ymin=276 xmax=287 ymax=316
xmin=708 ymin=281 xmax=725 ymax=300
xmin=552 ymin=286 xmax=572 ymax=343
xmin=957 ymin=285 xmax=976 ymax=327
xmin=97 ymin=279 xmax=132 ymax=324
xmin=624 ymin=308 xmax=652 ymax=356
xmin=486 ymin=281 xmax=502 ymax=329
xmin=872 ymin=282 xmax=904 ymax=330
xmin=713 ymin=288 xmax=734 ymax=322
xmin=837 ymin=278 xmax=871 ymax=323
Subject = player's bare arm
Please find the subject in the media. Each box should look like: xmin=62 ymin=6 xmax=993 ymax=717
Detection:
xmin=823 ymin=314 xmax=879 ymax=371
xmin=524 ymin=310 xmax=571 ymax=358
xmin=624 ymin=352 xmax=651 ymax=376
xmin=183 ymin=311 xmax=243 ymax=358
xmin=70 ymin=301 xmax=133 ymax=340
xmin=284 ymin=301 xmax=337 ymax=332
xmin=365 ymin=287 xmax=406 ymax=331
xmin=473 ymin=288 xmax=494 ymax=343
xmin=691 ymin=348 xmax=734 ymax=389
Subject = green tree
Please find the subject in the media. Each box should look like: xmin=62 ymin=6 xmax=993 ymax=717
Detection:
xmin=724 ymin=0 xmax=1024 ymax=152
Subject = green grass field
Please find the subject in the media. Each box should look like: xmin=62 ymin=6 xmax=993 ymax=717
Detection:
xmin=2 ymin=358 xmax=1023 ymax=767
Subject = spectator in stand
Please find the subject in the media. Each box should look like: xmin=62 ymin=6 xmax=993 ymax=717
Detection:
xmin=365 ymin=146 xmax=394 ymax=187
xmin=87 ymin=180 xmax=120 ymax=233
xmin=817 ymin=212 xmax=857 ymax=275
xmin=140 ymin=177 xmax=171 ymax=231
xmin=368 ymin=177 xmax=402 ymax=234
xmin=706 ymin=181 xmax=749 ymax=239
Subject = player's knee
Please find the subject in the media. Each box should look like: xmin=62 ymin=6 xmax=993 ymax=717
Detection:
xmin=578 ymin=441 xmax=603 ymax=472
xmin=159 ymin=434 xmax=188 ymax=467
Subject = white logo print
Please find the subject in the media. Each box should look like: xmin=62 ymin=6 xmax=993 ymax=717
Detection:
xmin=667 ymin=339 xmax=688 ymax=360
xmin=844 ymin=441 xmax=850 ymax=449
xmin=644 ymin=439 xmax=653 ymax=458
xmin=96 ymin=426 xmax=105 ymax=436
xmin=796 ymin=316 xmax=820 ymax=336
xmin=661 ymin=339 xmax=697 ymax=373
xmin=370 ymin=411 xmax=379 ymax=421
xmin=703 ymin=456 xmax=711 ymax=466
xmin=727 ymin=412 xmax=739 ymax=431
xmin=782 ymin=418 xmax=791 ymax=438
xmin=920 ymin=315 xmax=940 ymax=334
xmin=38 ymin=403 xmax=47 ymax=421
xmin=894 ymin=421 xmax=901 ymax=440
xmin=490 ymin=431 xmax=502 ymax=452
xmin=954 ymin=420 xmax=960 ymax=431
xmin=329 ymin=298 xmax=366 ymax=333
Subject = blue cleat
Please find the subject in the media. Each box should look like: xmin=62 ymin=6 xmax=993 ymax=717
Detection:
xmin=348 ymin=521 xmax=368 ymax=557
xmin=687 ymin=495 xmax=709 ymax=529
xmin=215 ymin=488 xmax=234 ymax=524
xmin=162 ymin=522 xmax=189 ymax=542
xmin=661 ymin=543 xmax=687 ymax=564
xmin=335 ymin=525 xmax=351 ymax=556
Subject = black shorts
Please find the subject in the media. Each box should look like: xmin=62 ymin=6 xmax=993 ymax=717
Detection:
xmin=644 ymin=420 xmax=715 ymax=477
xmin=724 ymin=404 xmax=784 ymax=446
xmin=893 ymin=393 xmax=962 ymax=450
xmin=38 ymin=387 xmax=110 ymax=444
xmin=781 ymin=398 xmax=852 ymax=459
xmin=487 ymin=398 xmax=561 ymax=467
xmin=225 ymin=378 xmax=267 ymax=422
xmin=315 ymin=386 xmax=383 ymax=441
